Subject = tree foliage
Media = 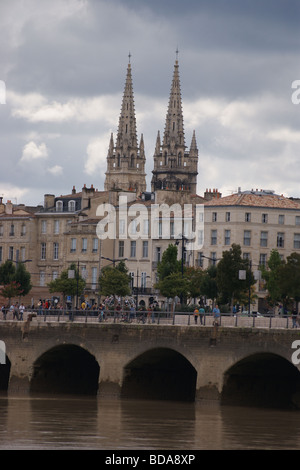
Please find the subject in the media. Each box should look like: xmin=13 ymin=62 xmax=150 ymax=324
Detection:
xmin=156 ymin=244 xmax=184 ymax=299
xmin=0 ymin=260 xmax=16 ymax=285
xmin=157 ymin=244 xmax=182 ymax=280
xmin=0 ymin=281 xmax=23 ymax=301
xmin=158 ymin=272 xmax=189 ymax=299
xmin=185 ymin=266 xmax=204 ymax=300
xmin=261 ymin=249 xmax=284 ymax=306
xmin=99 ymin=261 xmax=131 ymax=297
xmin=278 ymin=252 xmax=300 ymax=310
xmin=0 ymin=260 xmax=32 ymax=299
xmin=216 ymin=244 xmax=255 ymax=305
xmin=200 ymin=265 xmax=218 ymax=301
xmin=48 ymin=263 xmax=86 ymax=298
xmin=14 ymin=262 xmax=32 ymax=297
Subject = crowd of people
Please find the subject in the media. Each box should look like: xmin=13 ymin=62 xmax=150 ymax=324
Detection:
xmin=193 ymin=305 xmax=220 ymax=326
xmin=1 ymin=302 xmax=26 ymax=321
xmin=0 ymin=296 xmax=157 ymax=323
xmin=3 ymin=298 xmax=299 ymax=328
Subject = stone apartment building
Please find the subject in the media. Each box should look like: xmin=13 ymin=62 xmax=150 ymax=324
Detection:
xmin=1 ymin=56 xmax=300 ymax=310
xmin=202 ymin=189 xmax=300 ymax=310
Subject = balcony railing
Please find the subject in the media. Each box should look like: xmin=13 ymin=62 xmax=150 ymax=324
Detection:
xmin=132 ymin=287 xmax=152 ymax=295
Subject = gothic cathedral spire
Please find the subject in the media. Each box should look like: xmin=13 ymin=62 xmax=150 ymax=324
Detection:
xmin=151 ymin=55 xmax=198 ymax=194
xmin=104 ymin=58 xmax=146 ymax=194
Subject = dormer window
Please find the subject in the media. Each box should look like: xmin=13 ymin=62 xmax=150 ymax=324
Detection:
xmin=56 ymin=200 xmax=63 ymax=212
xmin=68 ymin=200 xmax=76 ymax=212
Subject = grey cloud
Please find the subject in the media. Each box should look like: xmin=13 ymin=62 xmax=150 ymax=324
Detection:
xmin=1 ymin=0 xmax=300 ymax=205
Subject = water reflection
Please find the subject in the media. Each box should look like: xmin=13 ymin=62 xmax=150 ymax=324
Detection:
xmin=220 ymin=405 xmax=300 ymax=450
xmin=0 ymin=395 xmax=300 ymax=449
xmin=120 ymin=399 xmax=197 ymax=449
xmin=30 ymin=396 xmax=99 ymax=448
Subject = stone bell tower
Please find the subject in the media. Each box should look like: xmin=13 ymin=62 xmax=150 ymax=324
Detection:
xmin=104 ymin=56 xmax=146 ymax=195
xmin=151 ymin=55 xmax=198 ymax=195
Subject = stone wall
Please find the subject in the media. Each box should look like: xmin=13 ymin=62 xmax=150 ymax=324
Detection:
xmin=0 ymin=322 xmax=299 ymax=403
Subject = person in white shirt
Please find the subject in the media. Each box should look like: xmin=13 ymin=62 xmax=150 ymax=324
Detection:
xmin=19 ymin=303 xmax=25 ymax=321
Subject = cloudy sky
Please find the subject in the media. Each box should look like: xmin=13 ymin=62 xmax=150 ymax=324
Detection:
xmin=1 ymin=0 xmax=300 ymax=206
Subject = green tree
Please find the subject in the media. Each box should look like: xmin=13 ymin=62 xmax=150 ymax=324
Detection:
xmin=99 ymin=262 xmax=131 ymax=298
xmin=216 ymin=244 xmax=255 ymax=307
xmin=155 ymin=244 xmax=184 ymax=301
xmin=14 ymin=262 xmax=32 ymax=298
xmin=0 ymin=281 xmax=23 ymax=304
xmin=279 ymin=252 xmax=300 ymax=312
xmin=185 ymin=266 xmax=204 ymax=302
xmin=261 ymin=249 xmax=284 ymax=309
xmin=158 ymin=272 xmax=189 ymax=299
xmin=157 ymin=244 xmax=181 ymax=280
xmin=200 ymin=265 xmax=218 ymax=304
xmin=0 ymin=260 xmax=32 ymax=301
xmin=0 ymin=260 xmax=16 ymax=285
xmin=48 ymin=263 xmax=86 ymax=305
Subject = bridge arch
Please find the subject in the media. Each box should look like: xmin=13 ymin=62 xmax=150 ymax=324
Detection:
xmin=121 ymin=347 xmax=197 ymax=402
xmin=221 ymin=352 xmax=300 ymax=409
xmin=30 ymin=344 xmax=100 ymax=395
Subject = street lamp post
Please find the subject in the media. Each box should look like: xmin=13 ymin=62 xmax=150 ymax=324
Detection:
xmin=175 ymin=234 xmax=188 ymax=304
xmin=101 ymin=256 xmax=128 ymax=267
xmin=11 ymin=258 xmax=32 ymax=267
xmin=136 ymin=269 xmax=139 ymax=309
xmin=76 ymin=260 xmax=79 ymax=311
xmin=248 ymin=260 xmax=252 ymax=317
xmin=239 ymin=260 xmax=261 ymax=316
xmin=67 ymin=260 xmax=86 ymax=314
xmin=200 ymin=254 xmax=221 ymax=266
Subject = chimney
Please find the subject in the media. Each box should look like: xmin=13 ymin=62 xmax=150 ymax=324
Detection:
xmin=44 ymin=194 xmax=55 ymax=210
xmin=204 ymin=188 xmax=222 ymax=201
xmin=5 ymin=200 xmax=13 ymax=215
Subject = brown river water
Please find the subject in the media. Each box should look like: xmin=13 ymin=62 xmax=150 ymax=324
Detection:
xmin=0 ymin=395 xmax=299 ymax=450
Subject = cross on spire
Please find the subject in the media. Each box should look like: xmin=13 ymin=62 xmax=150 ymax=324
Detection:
xmin=128 ymin=51 xmax=131 ymax=63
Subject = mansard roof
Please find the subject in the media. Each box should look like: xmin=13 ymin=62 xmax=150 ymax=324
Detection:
xmin=204 ymin=190 xmax=300 ymax=210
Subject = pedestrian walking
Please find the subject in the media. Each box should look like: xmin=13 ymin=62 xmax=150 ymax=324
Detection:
xmin=199 ymin=306 xmax=205 ymax=325
xmin=292 ymin=309 xmax=298 ymax=328
xmin=98 ymin=304 xmax=105 ymax=322
xmin=213 ymin=305 xmax=220 ymax=327
xmin=1 ymin=305 xmax=7 ymax=320
xmin=193 ymin=308 xmax=199 ymax=324
xmin=19 ymin=303 xmax=25 ymax=321
xmin=13 ymin=303 xmax=19 ymax=320
xmin=37 ymin=299 xmax=43 ymax=315
xmin=130 ymin=305 xmax=136 ymax=322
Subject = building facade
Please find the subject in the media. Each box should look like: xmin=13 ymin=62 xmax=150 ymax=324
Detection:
xmin=1 ymin=57 xmax=300 ymax=311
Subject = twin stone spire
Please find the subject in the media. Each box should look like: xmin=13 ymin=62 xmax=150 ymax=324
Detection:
xmin=104 ymin=56 xmax=198 ymax=196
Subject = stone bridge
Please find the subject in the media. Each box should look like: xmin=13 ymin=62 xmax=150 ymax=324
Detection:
xmin=1 ymin=321 xmax=300 ymax=408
